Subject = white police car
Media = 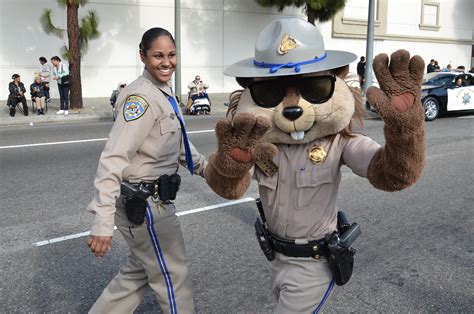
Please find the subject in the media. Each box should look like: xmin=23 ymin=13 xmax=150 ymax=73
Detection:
xmin=421 ymin=72 xmax=474 ymax=121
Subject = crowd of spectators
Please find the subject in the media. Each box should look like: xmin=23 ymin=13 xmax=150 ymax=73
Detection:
xmin=6 ymin=56 xmax=70 ymax=117
xmin=427 ymin=58 xmax=468 ymax=74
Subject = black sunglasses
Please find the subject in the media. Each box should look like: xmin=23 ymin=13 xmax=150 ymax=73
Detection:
xmin=248 ymin=75 xmax=336 ymax=108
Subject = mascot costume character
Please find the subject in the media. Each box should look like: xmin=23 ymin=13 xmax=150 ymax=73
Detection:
xmin=204 ymin=18 xmax=425 ymax=313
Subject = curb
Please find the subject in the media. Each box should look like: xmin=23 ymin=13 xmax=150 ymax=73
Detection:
xmin=0 ymin=111 xmax=113 ymax=127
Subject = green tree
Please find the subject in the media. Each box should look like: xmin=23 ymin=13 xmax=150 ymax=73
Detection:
xmin=40 ymin=0 xmax=100 ymax=109
xmin=255 ymin=0 xmax=347 ymax=25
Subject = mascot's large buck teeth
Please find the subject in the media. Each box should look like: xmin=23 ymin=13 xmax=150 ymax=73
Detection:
xmin=290 ymin=131 xmax=305 ymax=141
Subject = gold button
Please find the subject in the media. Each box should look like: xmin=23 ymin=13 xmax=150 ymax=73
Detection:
xmin=312 ymin=245 xmax=318 ymax=252
xmin=314 ymin=254 xmax=321 ymax=259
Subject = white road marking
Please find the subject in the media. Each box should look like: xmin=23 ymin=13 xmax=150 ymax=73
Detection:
xmin=33 ymin=197 xmax=255 ymax=247
xmin=0 ymin=138 xmax=108 ymax=149
xmin=0 ymin=129 xmax=214 ymax=150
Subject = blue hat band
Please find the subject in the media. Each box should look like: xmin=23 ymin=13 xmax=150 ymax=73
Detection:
xmin=253 ymin=53 xmax=327 ymax=74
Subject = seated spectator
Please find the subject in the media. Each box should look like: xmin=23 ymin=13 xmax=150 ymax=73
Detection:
xmin=469 ymin=67 xmax=474 ymax=74
xmin=30 ymin=76 xmax=46 ymax=115
xmin=441 ymin=64 xmax=452 ymax=72
xmin=8 ymin=74 xmax=28 ymax=117
xmin=109 ymin=82 xmax=126 ymax=107
xmin=455 ymin=65 xmax=466 ymax=73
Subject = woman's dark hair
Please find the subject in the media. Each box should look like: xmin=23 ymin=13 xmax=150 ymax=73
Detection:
xmin=51 ymin=56 xmax=61 ymax=62
xmin=39 ymin=56 xmax=47 ymax=63
xmin=139 ymin=28 xmax=175 ymax=55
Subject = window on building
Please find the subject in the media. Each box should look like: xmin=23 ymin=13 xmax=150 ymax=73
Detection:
xmin=343 ymin=0 xmax=378 ymax=20
xmin=420 ymin=1 xmax=440 ymax=31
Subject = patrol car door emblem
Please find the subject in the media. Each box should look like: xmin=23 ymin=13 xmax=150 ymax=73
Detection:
xmin=278 ymin=34 xmax=299 ymax=55
xmin=123 ymin=95 xmax=149 ymax=122
xmin=308 ymin=145 xmax=327 ymax=164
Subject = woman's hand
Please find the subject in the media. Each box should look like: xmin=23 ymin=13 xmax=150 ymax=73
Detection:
xmin=87 ymin=235 xmax=113 ymax=258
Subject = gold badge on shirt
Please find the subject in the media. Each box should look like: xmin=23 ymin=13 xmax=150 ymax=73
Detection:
xmin=308 ymin=145 xmax=327 ymax=165
xmin=277 ymin=34 xmax=299 ymax=55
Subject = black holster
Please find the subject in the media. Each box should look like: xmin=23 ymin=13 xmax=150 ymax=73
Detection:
xmin=121 ymin=174 xmax=181 ymax=225
xmin=326 ymin=241 xmax=356 ymax=286
xmin=124 ymin=197 xmax=148 ymax=225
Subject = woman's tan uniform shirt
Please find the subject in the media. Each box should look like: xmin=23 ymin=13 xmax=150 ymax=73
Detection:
xmin=88 ymin=69 xmax=206 ymax=236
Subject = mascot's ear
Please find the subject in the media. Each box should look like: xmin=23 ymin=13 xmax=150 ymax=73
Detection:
xmin=331 ymin=65 xmax=350 ymax=79
xmin=236 ymin=77 xmax=253 ymax=88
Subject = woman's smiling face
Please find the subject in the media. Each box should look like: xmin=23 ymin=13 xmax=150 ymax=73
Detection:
xmin=140 ymin=35 xmax=177 ymax=84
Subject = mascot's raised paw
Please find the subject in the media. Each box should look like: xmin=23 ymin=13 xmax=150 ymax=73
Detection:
xmin=367 ymin=50 xmax=425 ymax=127
xmin=205 ymin=112 xmax=277 ymax=199
xmin=212 ymin=112 xmax=277 ymax=176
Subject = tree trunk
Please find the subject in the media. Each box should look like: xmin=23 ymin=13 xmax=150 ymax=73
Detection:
xmin=307 ymin=6 xmax=316 ymax=25
xmin=67 ymin=3 xmax=83 ymax=109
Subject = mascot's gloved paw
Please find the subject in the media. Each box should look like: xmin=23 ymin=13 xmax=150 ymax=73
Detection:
xmin=366 ymin=50 xmax=425 ymax=131
xmin=210 ymin=112 xmax=277 ymax=178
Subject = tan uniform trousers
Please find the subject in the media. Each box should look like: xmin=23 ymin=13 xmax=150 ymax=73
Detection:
xmin=89 ymin=198 xmax=194 ymax=314
xmin=269 ymin=253 xmax=335 ymax=314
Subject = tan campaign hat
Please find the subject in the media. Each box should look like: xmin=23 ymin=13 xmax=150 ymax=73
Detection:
xmin=224 ymin=17 xmax=357 ymax=78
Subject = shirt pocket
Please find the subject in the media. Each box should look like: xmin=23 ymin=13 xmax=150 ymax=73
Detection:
xmin=158 ymin=115 xmax=181 ymax=154
xmin=295 ymin=166 xmax=333 ymax=209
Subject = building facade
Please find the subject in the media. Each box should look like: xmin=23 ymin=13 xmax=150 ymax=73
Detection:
xmin=1 ymin=0 xmax=472 ymax=100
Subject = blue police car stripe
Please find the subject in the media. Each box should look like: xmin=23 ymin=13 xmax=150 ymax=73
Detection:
xmin=145 ymin=204 xmax=178 ymax=314
xmin=312 ymin=277 xmax=335 ymax=314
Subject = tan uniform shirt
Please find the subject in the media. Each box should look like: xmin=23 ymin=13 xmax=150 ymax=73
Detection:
xmin=254 ymin=134 xmax=380 ymax=240
xmin=88 ymin=69 xmax=206 ymax=236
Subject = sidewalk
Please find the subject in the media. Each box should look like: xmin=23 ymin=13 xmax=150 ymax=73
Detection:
xmin=0 ymin=93 xmax=232 ymax=127
xmin=1 ymin=93 xmax=378 ymax=127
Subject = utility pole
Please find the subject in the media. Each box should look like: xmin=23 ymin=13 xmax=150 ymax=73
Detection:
xmin=363 ymin=0 xmax=375 ymax=94
xmin=175 ymin=0 xmax=182 ymax=105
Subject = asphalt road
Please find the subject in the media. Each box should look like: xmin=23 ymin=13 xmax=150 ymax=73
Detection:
xmin=1 ymin=113 xmax=473 ymax=313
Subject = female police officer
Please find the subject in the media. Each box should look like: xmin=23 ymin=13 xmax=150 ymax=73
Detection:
xmin=87 ymin=27 xmax=206 ymax=314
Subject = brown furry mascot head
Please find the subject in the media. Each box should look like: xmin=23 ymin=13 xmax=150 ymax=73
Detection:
xmin=225 ymin=18 xmax=364 ymax=145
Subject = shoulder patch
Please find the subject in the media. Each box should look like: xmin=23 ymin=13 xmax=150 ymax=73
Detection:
xmin=123 ymin=95 xmax=149 ymax=122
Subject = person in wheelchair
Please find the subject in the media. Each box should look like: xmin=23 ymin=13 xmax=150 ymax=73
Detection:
xmin=30 ymin=76 xmax=47 ymax=115
xmin=8 ymin=74 xmax=28 ymax=117
xmin=187 ymin=75 xmax=210 ymax=114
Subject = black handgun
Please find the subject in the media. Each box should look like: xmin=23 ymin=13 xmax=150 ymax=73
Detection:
xmin=337 ymin=211 xmax=351 ymax=234
xmin=121 ymin=181 xmax=151 ymax=200
xmin=339 ymin=223 xmax=361 ymax=248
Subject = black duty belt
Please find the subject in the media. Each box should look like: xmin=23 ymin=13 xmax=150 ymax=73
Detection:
xmin=267 ymin=229 xmax=329 ymax=259
xmin=123 ymin=173 xmax=181 ymax=203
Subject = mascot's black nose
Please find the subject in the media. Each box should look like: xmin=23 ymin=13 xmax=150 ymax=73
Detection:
xmin=282 ymin=106 xmax=303 ymax=121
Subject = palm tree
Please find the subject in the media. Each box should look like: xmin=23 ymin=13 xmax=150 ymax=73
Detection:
xmin=255 ymin=0 xmax=347 ymax=25
xmin=40 ymin=0 xmax=100 ymax=109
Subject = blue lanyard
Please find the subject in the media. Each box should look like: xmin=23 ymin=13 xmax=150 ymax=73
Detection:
xmin=167 ymin=92 xmax=194 ymax=175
